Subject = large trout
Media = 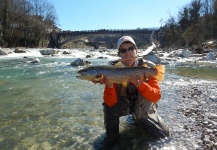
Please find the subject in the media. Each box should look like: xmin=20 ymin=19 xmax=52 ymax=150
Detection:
xmin=76 ymin=64 xmax=165 ymax=84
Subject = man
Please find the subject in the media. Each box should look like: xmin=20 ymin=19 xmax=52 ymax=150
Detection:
xmin=94 ymin=36 xmax=169 ymax=148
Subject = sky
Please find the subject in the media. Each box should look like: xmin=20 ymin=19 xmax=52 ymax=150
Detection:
xmin=47 ymin=0 xmax=192 ymax=31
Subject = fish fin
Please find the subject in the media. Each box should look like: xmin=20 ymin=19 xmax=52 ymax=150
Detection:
xmin=121 ymin=82 xmax=128 ymax=87
xmin=153 ymin=65 xmax=165 ymax=82
xmin=142 ymin=64 xmax=148 ymax=68
xmin=94 ymin=74 xmax=104 ymax=81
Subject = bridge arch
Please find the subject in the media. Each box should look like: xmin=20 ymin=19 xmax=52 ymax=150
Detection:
xmin=56 ymin=29 xmax=163 ymax=49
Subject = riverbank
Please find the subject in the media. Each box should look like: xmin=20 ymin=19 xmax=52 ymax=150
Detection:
xmin=176 ymin=80 xmax=217 ymax=149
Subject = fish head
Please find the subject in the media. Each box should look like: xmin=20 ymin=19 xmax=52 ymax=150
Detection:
xmin=76 ymin=67 xmax=98 ymax=81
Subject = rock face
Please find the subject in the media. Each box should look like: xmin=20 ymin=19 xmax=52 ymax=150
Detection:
xmin=70 ymin=58 xmax=91 ymax=66
xmin=0 ymin=49 xmax=8 ymax=55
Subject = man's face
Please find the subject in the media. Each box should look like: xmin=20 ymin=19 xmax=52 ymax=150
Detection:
xmin=119 ymin=43 xmax=138 ymax=66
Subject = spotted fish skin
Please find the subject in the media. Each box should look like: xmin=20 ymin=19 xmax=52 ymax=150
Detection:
xmin=76 ymin=65 xmax=165 ymax=83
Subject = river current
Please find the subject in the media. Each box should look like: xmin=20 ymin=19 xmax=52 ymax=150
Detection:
xmin=0 ymin=50 xmax=216 ymax=149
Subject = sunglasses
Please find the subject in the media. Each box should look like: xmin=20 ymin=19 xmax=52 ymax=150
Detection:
xmin=119 ymin=46 xmax=135 ymax=53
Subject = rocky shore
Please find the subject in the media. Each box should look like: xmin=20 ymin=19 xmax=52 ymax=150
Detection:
xmin=177 ymin=81 xmax=217 ymax=149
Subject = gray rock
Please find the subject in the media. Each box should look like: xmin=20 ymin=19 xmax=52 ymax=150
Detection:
xmin=214 ymin=142 xmax=217 ymax=148
xmin=40 ymin=49 xmax=57 ymax=55
xmin=208 ymin=113 xmax=217 ymax=120
xmin=142 ymin=52 xmax=161 ymax=64
xmin=70 ymin=58 xmax=91 ymax=66
xmin=182 ymin=49 xmax=192 ymax=58
xmin=0 ymin=49 xmax=8 ymax=55
xmin=206 ymin=52 xmax=216 ymax=60
xmin=62 ymin=51 xmax=71 ymax=54
xmin=25 ymin=58 xmax=41 ymax=64
xmin=14 ymin=48 xmax=27 ymax=53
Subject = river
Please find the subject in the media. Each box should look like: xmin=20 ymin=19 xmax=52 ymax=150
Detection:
xmin=0 ymin=48 xmax=216 ymax=149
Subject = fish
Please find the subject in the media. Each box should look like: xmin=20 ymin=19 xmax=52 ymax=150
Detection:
xmin=76 ymin=64 xmax=165 ymax=84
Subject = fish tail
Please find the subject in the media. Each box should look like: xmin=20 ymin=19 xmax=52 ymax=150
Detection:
xmin=153 ymin=65 xmax=165 ymax=82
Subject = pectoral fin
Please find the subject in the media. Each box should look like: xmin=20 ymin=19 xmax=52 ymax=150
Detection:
xmin=142 ymin=64 xmax=148 ymax=68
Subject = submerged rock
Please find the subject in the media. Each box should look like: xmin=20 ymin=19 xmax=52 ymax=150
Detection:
xmin=24 ymin=58 xmax=41 ymax=64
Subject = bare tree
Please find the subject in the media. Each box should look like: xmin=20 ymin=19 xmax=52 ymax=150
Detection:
xmin=0 ymin=0 xmax=57 ymax=47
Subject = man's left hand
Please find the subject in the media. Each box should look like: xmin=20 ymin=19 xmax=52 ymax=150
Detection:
xmin=128 ymin=75 xmax=143 ymax=88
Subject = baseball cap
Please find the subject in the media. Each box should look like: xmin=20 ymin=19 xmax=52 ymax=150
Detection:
xmin=117 ymin=36 xmax=136 ymax=50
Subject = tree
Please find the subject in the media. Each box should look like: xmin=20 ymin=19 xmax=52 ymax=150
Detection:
xmin=213 ymin=0 xmax=217 ymax=38
xmin=189 ymin=0 xmax=202 ymax=24
xmin=0 ymin=0 xmax=57 ymax=47
xmin=178 ymin=6 xmax=190 ymax=30
xmin=201 ymin=0 xmax=215 ymax=40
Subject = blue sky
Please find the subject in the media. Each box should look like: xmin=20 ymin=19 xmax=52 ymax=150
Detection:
xmin=47 ymin=0 xmax=192 ymax=31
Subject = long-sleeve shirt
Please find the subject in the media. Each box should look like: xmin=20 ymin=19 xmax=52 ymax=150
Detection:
xmin=103 ymin=77 xmax=161 ymax=107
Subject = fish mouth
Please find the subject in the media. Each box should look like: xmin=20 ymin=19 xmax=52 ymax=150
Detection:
xmin=76 ymin=75 xmax=82 ymax=79
xmin=76 ymin=70 xmax=83 ymax=78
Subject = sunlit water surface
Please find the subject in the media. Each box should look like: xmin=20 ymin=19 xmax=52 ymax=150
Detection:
xmin=0 ymin=56 xmax=216 ymax=150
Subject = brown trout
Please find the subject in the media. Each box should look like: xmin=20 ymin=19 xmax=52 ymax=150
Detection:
xmin=76 ymin=65 xmax=165 ymax=83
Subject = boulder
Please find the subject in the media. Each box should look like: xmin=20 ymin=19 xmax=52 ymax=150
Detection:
xmin=142 ymin=52 xmax=161 ymax=64
xmin=86 ymin=55 xmax=92 ymax=58
xmin=70 ymin=58 xmax=91 ymax=66
xmin=182 ymin=49 xmax=192 ymax=58
xmin=206 ymin=52 xmax=216 ymax=60
xmin=14 ymin=48 xmax=27 ymax=53
xmin=63 ymin=51 xmax=71 ymax=54
xmin=0 ymin=49 xmax=8 ymax=55
xmin=40 ymin=49 xmax=57 ymax=55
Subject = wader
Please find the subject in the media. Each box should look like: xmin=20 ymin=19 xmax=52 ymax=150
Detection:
xmin=103 ymin=59 xmax=169 ymax=147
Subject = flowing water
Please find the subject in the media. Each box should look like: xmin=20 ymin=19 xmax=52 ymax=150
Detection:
xmin=0 ymin=51 xmax=216 ymax=149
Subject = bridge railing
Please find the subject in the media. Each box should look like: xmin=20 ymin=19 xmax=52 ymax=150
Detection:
xmin=60 ymin=28 xmax=159 ymax=35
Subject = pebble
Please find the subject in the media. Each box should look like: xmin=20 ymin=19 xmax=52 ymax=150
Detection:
xmin=178 ymin=81 xmax=217 ymax=149
xmin=209 ymin=113 xmax=217 ymax=119
xmin=214 ymin=142 xmax=217 ymax=148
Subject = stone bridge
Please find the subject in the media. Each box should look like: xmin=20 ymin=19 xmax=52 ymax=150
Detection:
xmin=51 ymin=28 xmax=165 ymax=49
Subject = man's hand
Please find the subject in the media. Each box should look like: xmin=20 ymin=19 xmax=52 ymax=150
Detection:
xmin=128 ymin=75 xmax=143 ymax=88
xmin=92 ymin=76 xmax=113 ymax=88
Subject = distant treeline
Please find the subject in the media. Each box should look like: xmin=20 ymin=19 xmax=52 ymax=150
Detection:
xmin=0 ymin=0 xmax=57 ymax=47
xmin=0 ymin=0 xmax=217 ymax=48
xmin=163 ymin=0 xmax=217 ymax=47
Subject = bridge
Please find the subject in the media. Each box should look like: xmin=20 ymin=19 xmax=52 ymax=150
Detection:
xmin=50 ymin=28 xmax=165 ymax=49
